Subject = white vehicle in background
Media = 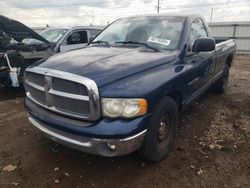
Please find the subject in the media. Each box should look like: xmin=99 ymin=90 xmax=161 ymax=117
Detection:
xmin=0 ymin=14 xmax=103 ymax=87
xmin=55 ymin=26 xmax=102 ymax=53
xmin=25 ymin=26 xmax=103 ymax=53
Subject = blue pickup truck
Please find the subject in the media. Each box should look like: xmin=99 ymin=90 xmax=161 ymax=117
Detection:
xmin=24 ymin=14 xmax=236 ymax=162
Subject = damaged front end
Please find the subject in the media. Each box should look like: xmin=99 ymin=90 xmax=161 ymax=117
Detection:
xmin=0 ymin=15 xmax=53 ymax=87
xmin=0 ymin=51 xmax=23 ymax=87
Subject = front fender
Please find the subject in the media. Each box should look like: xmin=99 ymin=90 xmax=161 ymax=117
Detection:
xmin=99 ymin=60 xmax=188 ymax=113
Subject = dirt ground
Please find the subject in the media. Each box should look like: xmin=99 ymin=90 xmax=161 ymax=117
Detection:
xmin=0 ymin=55 xmax=249 ymax=188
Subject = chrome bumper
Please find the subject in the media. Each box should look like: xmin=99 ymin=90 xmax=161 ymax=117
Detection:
xmin=28 ymin=115 xmax=146 ymax=157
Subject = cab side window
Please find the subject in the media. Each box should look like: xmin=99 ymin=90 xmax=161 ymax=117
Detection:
xmin=67 ymin=31 xmax=88 ymax=45
xmin=188 ymin=19 xmax=208 ymax=51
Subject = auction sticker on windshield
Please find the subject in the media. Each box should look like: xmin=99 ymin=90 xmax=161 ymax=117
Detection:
xmin=147 ymin=36 xmax=171 ymax=46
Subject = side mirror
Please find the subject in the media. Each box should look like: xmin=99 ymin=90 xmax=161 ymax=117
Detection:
xmin=193 ymin=38 xmax=215 ymax=52
xmin=67 ymin=37 xmax=72 ymax=45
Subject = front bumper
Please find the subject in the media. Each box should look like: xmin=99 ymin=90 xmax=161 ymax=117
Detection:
xmin=28 ymin=115 xmax=147 ymax=157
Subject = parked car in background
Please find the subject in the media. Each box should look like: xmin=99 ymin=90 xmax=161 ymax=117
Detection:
xmin=0 ymin=15 xmax=102 ymax=87
xmin=54 ymin=26 xmax=102 ymax=53
xmin=24 ymin=14 xmax=236 ymax=162
xmin=24 ymin=27 xmax=102 ymax=53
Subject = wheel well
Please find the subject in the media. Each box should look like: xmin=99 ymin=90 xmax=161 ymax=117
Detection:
xmin=167 ymin=91 xmax=182 ymax=110
xmin=226 ymin=54 xmax=233 ymax=68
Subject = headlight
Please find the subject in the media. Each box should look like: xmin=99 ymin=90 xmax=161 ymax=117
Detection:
xmin=102 ymin=98 xmax=147 ymax=118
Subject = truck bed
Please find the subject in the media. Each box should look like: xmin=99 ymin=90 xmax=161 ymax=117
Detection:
xmin=214 ymin=38 xmax=235 ymax=44
xmin=215 ymin=38 xmax=236 ymax=57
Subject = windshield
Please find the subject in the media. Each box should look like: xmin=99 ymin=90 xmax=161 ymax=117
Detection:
xmin=40 ymin=28 xmax=68 ymax=43
xmin=92 ymin=16 xmax=185 ymax=51
xmin=23 ymin=28 xmax=69 ymax=44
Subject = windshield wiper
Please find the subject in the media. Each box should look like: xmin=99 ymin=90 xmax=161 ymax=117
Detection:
xmin=90 ymin=40 xmax=110 ymax=46
xmin=115 ymin=41 xmax=159 ymax=52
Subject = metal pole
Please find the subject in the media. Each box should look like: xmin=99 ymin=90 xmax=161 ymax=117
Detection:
xmin=233 ymin=24 xmax=237 ymax=39
xmin=157 ymin=0 xmax=160 ymax=13
xmin=210 ymin=7 xmax=213 ymax=22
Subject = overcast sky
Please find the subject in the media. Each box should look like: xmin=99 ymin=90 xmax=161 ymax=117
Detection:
xmin=0 ymin=0 xmax=250 ymax=27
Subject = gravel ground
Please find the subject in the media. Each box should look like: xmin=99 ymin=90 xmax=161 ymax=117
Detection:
xmin=0 ymin=55 xmax=249 ymax=188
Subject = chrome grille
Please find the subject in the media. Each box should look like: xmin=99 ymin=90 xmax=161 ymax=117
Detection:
xmin=52 ymin=77 xmax=88 ymax=95
xmin=25 ymin=84 xmax=46 ymax=105
xmin=53 ymin=95 xmax=90 ymax=116
xmin=24 ymin=67 xmax=100 ymax=121
xmin=26 ymin=72 xmax=44 ymax=87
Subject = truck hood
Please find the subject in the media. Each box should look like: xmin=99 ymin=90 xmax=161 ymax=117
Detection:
xmin=37 ymin=46 xmax=178 ymax=87
xmin=0 ymin=15 xmax=50 ymax=44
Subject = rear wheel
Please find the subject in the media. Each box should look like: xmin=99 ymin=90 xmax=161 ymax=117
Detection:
xmin=212 ymin=64 xmax=229 ymax=94
xmin=139 ymin=97 xmax=178 ymax=162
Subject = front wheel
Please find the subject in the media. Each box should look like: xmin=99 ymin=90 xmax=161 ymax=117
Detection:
xmin=139 ymin=97 xmax=178 ymax=162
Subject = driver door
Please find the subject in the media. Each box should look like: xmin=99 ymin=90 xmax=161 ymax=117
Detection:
xmin=183 ymin=19 xmax=216 ymax=101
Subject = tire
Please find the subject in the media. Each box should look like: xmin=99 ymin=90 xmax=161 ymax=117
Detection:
xmin=139 ymin=96 xmax=178 ymax=162
xmin=212 ymin=64 xmax=229 ymax=94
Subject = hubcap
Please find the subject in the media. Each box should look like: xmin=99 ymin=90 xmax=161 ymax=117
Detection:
xmin=157 ymin=113 xmax=171 ymax=146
